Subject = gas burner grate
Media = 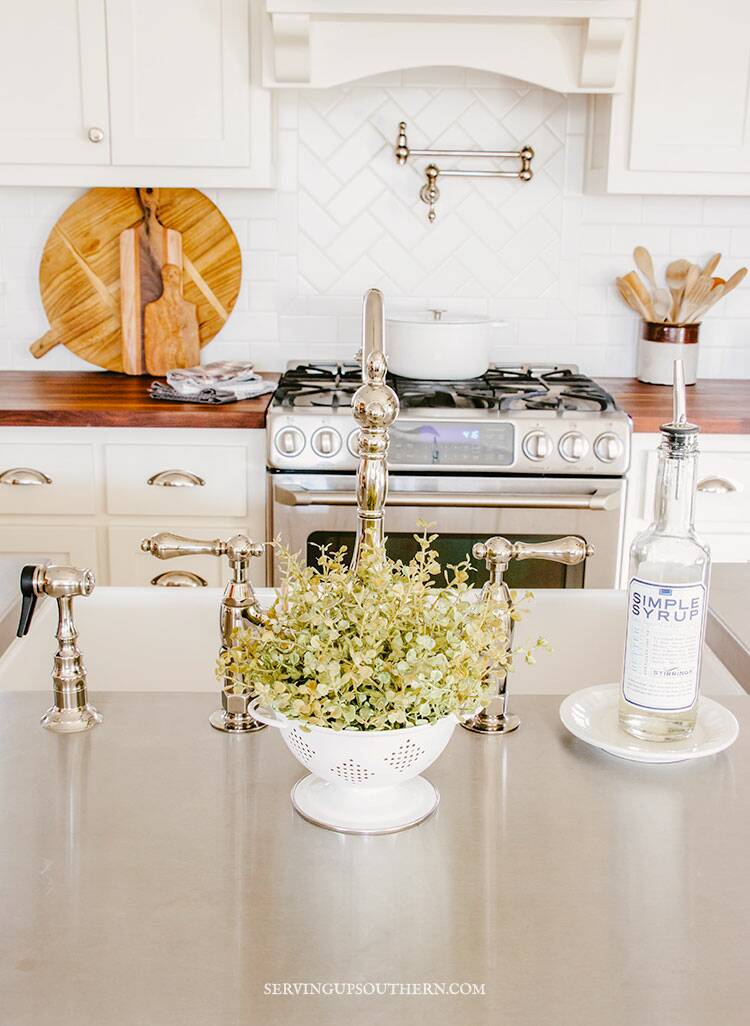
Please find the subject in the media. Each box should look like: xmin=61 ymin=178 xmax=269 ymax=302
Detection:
xmin=275 ymin=363 xmax=360 ymax=408
xmin=274 ymin=362 xmax=619 ymax=415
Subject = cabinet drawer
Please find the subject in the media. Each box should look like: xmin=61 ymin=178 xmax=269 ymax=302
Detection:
xmin=0 ymin=444 xmax=95 ymax=515
xmin=104 ymin=444 xmax=247 ymax=517
xmin=108 ymin=524 xmax=262 ymax=588
xmin=646 ymin=449 xmax=750 ymax=527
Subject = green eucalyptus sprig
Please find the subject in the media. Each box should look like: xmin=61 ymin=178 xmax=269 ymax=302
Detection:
xmin=219 ymin=527 xmax=542 ymax=732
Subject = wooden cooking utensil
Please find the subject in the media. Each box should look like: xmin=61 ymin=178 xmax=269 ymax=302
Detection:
xmin=721 ymin=266 xmax=748 ymax=298
xmin=143 ymin=264 xmax=200 ymax=375
xmin=653 ymin=289 xmax=672 ymax=322
xmin=622 ymin=270 xmax=655 ymax=320
xmin=633 ymin=245 xmax=658 ymax=291
xmin=616 ymin=276 xmax=651 ymax=320
xmin=665 ymin=259 xmax=692 ymax=322
xmin=688 ymin=283 xmax=725 ymax=323
xmin=633 ymin=245 xmax=672 ymax=320
xmin=702 ymin=252 xmax=722 ymax=277
xmin=29 ymin=188 xmax=241 ymax=370
xmin=679 ymin=275 xmax=713 ymax=324
xmin=120 ymin=188 xmax=182 ymax=375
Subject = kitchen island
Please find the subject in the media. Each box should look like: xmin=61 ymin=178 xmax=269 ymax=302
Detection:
xmin=1 ymin=689 xmax=748 ymax=1026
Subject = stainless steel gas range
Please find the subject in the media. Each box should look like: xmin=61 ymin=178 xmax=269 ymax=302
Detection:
xmin=266 ymin=363 xmax=631 ymax=590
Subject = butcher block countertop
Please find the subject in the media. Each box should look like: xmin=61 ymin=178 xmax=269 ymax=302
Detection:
xmin=0 ymin=371 xmax=277 ymax=428
xmin=0 ymin=372 xmax=749 ymax=432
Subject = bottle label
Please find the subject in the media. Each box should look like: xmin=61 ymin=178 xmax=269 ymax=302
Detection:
xmin=621 ymin=578 xmax=706 ymax=712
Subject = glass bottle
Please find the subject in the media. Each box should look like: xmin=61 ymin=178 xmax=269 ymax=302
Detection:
xmin=619 ymin=361 xmax=710 ymax=742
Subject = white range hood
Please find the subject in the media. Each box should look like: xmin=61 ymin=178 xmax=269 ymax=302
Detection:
xmin=262 ymin=0 xmax=636 ymax=92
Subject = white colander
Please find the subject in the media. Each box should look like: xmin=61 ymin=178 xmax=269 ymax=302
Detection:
xmin=251 ymin=702 xmax=458 ymax=834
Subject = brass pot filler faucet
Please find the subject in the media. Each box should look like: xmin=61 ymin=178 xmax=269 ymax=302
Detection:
xmin=15 ymin=289 xmax=592 ymax=737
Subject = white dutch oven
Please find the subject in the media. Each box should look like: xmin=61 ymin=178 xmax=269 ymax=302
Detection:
xmin=386 ymin=309 xmax=504 ymax=380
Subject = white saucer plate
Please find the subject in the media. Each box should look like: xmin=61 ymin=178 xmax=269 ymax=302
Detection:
xmin=559 ymin=683 xmax=739 ymax=764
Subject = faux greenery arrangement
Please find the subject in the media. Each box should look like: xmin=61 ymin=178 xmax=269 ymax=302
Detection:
xmin=220 ymin=528 xmax=542 ymax=732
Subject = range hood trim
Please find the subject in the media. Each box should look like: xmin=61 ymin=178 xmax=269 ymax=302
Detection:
xmin=262 ymin=1 xmax=636 ymax=93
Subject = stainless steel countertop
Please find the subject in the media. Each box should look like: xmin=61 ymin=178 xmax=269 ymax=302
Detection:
xmin=1 ymin=691 xmax=749 ymax=1026
xmin=707 ymin=564 xmax=750 ymax=692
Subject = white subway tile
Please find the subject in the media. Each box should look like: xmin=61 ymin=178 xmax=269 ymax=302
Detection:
xmin=582 ymin=194 xmax=642 ymax=225
xmin=642 ymin=196 xmax=703 ymax=225
xmin=280 ymin=315 xmax=338 ymax=343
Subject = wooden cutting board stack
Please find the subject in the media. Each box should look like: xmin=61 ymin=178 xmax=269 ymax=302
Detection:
xmin=31 ymin=187 xmax=242 ymax=374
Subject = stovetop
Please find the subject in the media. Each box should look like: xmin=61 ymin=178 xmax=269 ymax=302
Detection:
xmin=272 ymin=362 xmax=618 ymax=415
xmin=267 ymin=362 xmax=631 ymax=476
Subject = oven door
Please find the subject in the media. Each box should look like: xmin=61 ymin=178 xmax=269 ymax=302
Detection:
xmin=269 ymin=472 xmax=625 ymax=589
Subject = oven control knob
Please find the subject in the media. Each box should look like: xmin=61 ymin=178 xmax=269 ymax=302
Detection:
xmin=594 ymin=432 xmax=624 ymax=463
xmin=274 ymin=426 xmax=305 ymax=457
xmin=311 ymin=426 xmax=342 ymax=458
xmin=347 ymin=429 xmax=360 ymax=457
xmin=559 ymin=431 xmax=590 ymax=462
xmin=522 ymin=430 xmax=553 ymax=461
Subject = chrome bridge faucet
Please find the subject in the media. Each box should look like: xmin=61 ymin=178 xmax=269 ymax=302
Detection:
xmin=17 ymin=563 xmax=102 ymax=732
xmin=464 ymin=537 xmax=594 ymax=735
xmin=140 ymin=532 xmax=267 ymax=733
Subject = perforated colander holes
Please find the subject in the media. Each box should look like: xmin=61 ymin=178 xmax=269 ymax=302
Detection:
xmin=288 ymin=729 xmax=316 ymax=765
xmin=331 ymin=758 xmax=373 ymax=784
xmin=384 ymin=737 xmax=426 ymax=773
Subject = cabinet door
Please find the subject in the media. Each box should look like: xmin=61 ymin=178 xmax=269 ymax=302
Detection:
xmin=630 ymin=0 xmax=750 ymax=174
xmin=106 ymin=0 xmax=250 ymax=167
xmin=0 ymin=0 xmax=110 ymax=165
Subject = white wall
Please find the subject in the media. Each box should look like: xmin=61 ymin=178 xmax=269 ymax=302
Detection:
xmin=1 ymin=67 xmax=750 ymax=377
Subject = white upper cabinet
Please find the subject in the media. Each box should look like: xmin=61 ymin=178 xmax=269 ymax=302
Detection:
xmin=0 ymin=0 xmax=273 ymax=187
xmin=587 ymin=0 xmax=750 ymax=194
xmin=106 ymin=0 xmax=251 ymax=168
xmin=0 ymin=0 xmax=110 ymax=165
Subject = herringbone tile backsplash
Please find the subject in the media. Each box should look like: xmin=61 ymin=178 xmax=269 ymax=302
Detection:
xmin=1 ymin=67 xmax=750 ymax=376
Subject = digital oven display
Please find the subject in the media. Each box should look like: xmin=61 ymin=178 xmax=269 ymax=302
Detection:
xmin=388 ymin=422 xmax=515 ymax=467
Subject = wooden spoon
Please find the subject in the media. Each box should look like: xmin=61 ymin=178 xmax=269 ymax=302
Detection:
xmin=621 ymin=270 xmax=655 ymax=320
xmin=616 ymin=276 xmax=651 ymax=320
xmin=633 ymin=246 xmax=658 ymax=292
xmin=633 ymin=245 xmax=672 ymax=320
xmin=665 ymin=259 xmax=692 ymax=321
xmin=653 ymin=289 xmax=672 ymax=322
xmin=702 ymin=252 xmax=722 ymax=277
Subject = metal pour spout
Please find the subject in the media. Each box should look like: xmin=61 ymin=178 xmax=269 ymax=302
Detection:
xmin=350 ymin=289 xmax=399 ymax=568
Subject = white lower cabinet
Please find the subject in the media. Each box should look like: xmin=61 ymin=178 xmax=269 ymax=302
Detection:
xmin=622 ymin=433 xmax=750 ymax=586
xmin=0 ymin=427 xmax=266 ymax=587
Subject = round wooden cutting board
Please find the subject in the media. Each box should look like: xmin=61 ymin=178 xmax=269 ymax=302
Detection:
xmin=32 ymin=187 xmax=242 ymax=372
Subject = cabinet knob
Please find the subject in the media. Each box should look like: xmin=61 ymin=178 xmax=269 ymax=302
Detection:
xmin=0 ymin=467 xmax=52 ymax=486
xmin=88 ymin=126 xmax=105 ymax=143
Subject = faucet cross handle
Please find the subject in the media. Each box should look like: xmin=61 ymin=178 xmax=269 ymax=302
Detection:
xmin=463 ymin=536 xmax=594 ymax=736
xmin=140 ymin=531 xmax=267 ymax=734
xmin=17 ymin=564 xmax=101 ymax=733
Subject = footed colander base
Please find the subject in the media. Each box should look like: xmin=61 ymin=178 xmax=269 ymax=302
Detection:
xmin=290 ymin=774 xmax=440 ymax=834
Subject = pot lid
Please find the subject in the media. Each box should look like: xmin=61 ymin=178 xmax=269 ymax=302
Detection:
xmin=386 ymin=308 xmax=491 ymax=326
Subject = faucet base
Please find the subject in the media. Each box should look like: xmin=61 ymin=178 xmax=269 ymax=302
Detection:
xmin=209 ymin=709 xmax=266 ymax=733
xmin=41 ymin=704 xmax=102 ymax=733
xmin=460 ymin=711 xmax=521 ymax=735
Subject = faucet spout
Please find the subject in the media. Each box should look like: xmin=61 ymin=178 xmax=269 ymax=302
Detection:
xmin=350 ymin=289 xmax=399 ymax=568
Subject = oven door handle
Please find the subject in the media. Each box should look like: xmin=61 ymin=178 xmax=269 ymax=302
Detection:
xmin=274 ymin=485 xmax=619 ymax=511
